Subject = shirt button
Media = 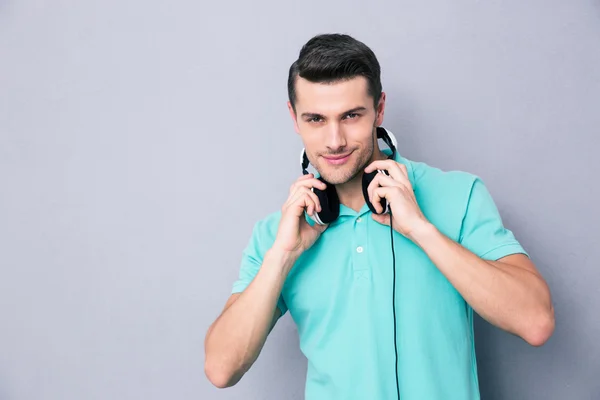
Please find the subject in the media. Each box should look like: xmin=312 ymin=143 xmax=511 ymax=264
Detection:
xmin=356 ymin=217 xmax=362 ymax=222
xmin=356 ymin=246 xmax=363 ymax=253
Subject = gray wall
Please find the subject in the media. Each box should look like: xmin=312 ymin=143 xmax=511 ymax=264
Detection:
xmin=1 ymin=1 xmax=598 ymax=399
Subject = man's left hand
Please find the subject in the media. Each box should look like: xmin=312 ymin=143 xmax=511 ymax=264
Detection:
xmin=364 ymin=160 xmax=430 ymax=239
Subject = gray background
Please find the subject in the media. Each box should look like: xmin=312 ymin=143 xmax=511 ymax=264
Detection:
xmin=1 ymin=0 xmax=598 ymax=399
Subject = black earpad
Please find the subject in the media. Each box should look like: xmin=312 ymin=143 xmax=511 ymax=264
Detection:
xmin=362 ymin=170 xmax=389 ymax=215
xmin=312 ymin=176 xmax=340 ymax=224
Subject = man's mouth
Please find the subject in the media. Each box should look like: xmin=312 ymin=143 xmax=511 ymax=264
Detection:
xmin=322 ymin=151 xmax=353 ymax=165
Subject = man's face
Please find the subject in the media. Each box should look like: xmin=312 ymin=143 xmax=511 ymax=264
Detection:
xmin=288 ymin=76 xmax=385 ymax=185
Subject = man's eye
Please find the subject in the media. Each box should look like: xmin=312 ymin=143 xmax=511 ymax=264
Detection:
xmin=308 ymin=117 xmax=322 ymax=123
xmin=345 ymin=113 xmax=359 ymax=119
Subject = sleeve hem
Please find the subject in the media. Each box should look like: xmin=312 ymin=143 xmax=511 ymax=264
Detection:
xmin=231 ymin=282 xmax=288 ymax=316
xmin=231 ymin=281 xmax=248 ymax=294
xmin=479 ymin=242 xmax=529 ymax=261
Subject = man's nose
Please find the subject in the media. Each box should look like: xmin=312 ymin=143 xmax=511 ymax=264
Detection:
xmin=325 ymin=124 xmax=347 ymax=151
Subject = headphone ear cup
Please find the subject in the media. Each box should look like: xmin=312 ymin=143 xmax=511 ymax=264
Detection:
xmin=311 ymin=176 xmax=340 ymax=224
xmin=362 ymin=170 xmax=389 ymax=214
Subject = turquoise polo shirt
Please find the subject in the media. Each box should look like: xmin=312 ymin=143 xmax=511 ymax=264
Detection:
xmin=231 ymin=150 xmax=528 ymax=400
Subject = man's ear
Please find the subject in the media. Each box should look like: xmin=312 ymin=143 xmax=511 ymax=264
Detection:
xmin=374 ymin=92 xmax=386 ymax=127
xmin=287 ymin=101 xmax=300 ymax=134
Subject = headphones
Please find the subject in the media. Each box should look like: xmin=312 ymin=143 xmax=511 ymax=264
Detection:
xmin=300 ymin=126 xmax=399 ymax=225
xmin=299 ymin=125 xmax=402 ymax=400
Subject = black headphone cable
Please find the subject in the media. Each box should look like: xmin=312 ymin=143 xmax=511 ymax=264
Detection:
xmin=389 ymin=209 xmax=400 ymax=400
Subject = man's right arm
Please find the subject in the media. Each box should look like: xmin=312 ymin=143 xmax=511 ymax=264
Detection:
xmin=203 ymin=247 xmax=295 ymax=388
xmin=205 ymin=173 xmax=328 ymax=388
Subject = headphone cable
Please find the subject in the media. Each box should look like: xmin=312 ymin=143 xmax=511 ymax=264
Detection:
xmin=389 ymin=209 xmax=400 ymax=400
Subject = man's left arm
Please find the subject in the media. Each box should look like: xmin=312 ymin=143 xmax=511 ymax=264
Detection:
xmin=366 ymin=160 xmax=555 ymax=347
xmin=408 ymin=223 xmax=555 ymax=346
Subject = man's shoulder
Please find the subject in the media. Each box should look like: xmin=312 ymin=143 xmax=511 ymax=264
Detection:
xmin=254 ymin=209 xmax=283 ymax=227
xmin=404 ymin=157 xmax=484 ymax=237
xmin=406 ymin=157 xmax=479 ymax=196
xmin=243 ymin=210 xmax=282 ymax=252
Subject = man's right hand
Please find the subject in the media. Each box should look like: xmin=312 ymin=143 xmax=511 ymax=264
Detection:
xmin=205 ymin=173 xmax=330 ymax=388
xmin=272 ymin=173 xmax=329 ymax=257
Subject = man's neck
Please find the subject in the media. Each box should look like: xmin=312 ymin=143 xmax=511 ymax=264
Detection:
xmin=336 ymin=148 xmax=389 ymax=213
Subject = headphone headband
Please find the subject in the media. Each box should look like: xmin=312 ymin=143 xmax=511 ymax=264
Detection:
xmin=377 ymin=126 xmax=398 ymax=160
xmin=301 ymin=148 xmax=310 ymax=175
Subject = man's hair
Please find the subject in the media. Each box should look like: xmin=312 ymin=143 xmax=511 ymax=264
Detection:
xmin=287 ymin=33 xmax=382 ymax=112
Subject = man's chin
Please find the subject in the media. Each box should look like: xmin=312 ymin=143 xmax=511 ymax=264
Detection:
xmin=318 ymin=169 xmax=361 ymax=186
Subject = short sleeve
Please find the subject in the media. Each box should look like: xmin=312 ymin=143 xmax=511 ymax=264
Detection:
xmin=458 ymin=178 xmax=529 ymax=261
xmin=231 ymin=221 xmax=288 ymax=316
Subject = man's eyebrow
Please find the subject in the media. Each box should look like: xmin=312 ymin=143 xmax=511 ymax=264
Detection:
xmin=300 ymin=107 xmax=368 ymax=119
xmin=300 ymin=112 xmax=325 ymax=119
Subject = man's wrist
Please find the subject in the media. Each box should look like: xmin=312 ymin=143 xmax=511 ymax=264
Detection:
xmin=406 ymin=219 xmax=439 ymax=246
xmin=265 ymin=246 xmax=300 ymax=275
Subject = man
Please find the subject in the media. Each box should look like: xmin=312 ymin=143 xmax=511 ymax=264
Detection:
xmin=204 ymin=33 xmax=554 ymax=399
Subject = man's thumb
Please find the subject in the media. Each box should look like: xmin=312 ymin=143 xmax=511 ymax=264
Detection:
xmin=372 ymin=213 xmax=391 ymax=226
xmin=315 ymin=223 xmax=329 ymax=233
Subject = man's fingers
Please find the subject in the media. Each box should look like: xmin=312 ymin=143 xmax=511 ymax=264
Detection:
xmin=372 ymin=212 xmax=391 ymax=226
xmin=286 ymin=186 xmax=321 ymax=216
xmin=371 ymin=187 xmax=384 ymax=214
xmin=371 ymin=186 xmax=396 ymax=214
xmin=375 ymin=173 xmax=405 ymax=188
xmin=367 ymin=173 xmax=404 ymax=211
xmin=302 ymin=190 xmax=321 ymax=216
xmin=290 ymin=176 xmax=327 ymax=196
xmin=307 ymin=189 xmax=322 ymax=213
xmin=364 ymin=160 xmax=411 ymax=189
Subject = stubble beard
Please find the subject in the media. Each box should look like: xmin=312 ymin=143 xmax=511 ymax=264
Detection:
xmin=316 ymin=139 xmax=375 ymax=185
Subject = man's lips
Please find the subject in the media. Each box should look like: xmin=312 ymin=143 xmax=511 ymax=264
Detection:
xmin=324 ymin=154 xmax=351 ymax=160
xmin=322 ymin=151 xmax=353 ymax=164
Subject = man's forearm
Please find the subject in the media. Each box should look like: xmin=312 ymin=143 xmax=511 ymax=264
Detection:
xmin=204 ymin=247 xmax=296 ymax=387
xmin=408 ymin=222 xmax=554 ymax=346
